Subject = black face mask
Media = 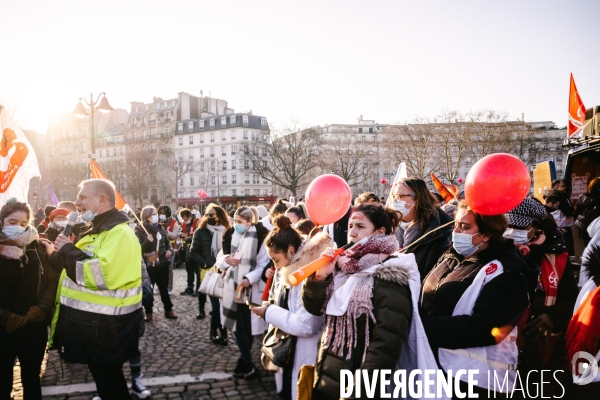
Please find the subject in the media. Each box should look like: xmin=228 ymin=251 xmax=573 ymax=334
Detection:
xmin=207 ymin=217 xmax=217 ymax=226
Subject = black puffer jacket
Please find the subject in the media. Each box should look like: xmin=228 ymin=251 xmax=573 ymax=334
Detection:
xmin=190 ymin=227 xmax=217 ymax=269
xmin=420 ymin=240 xmax=531 ymax=354
xmin=0 ymin=239 xmax=59 ymax=328
xmin=302 ymin=258 xmax=413 ymax=400
xmin=403 ymin=208 xmax=453 ymax=279
xmin=135 ymin=223 xmax=172 ymax=267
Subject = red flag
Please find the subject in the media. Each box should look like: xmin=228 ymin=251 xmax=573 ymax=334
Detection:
xmin=431 ymin=173 xmax=456 ymax=203
xmin=568 ymin=73 xmax=586 ymax=138
xmin=89 ymin=159 xmax=129 ymax=211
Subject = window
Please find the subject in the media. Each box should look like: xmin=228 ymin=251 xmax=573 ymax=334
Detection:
xmin=232 ymin=174 xmax=237 ymax=183
xmin=199 ymin=120 xmax=205 ymax=130
xmin=190 ymin=176 xmax=194 ymax=186
xmin=222 ymin=146 xmax=227 ymax=156
xmin=263 ymin=179 xmax=268 ymax=184
xmin=163 ymin=101 xmax=167 ymax=108
xmin=178 ymin=137 xmax=183 ymax=146
xmin=263 ymin=189 xmax=269 ymax=195
xmin=211 ymin=176 xmax=215 ymax=184
xmin=210 ymin=119 xmax=215 ymax=128
xmin=200 ymin=148 xmax=204 ymax=158
xmin=222 ymin=161 xmax=227 ymax=170
xmin=244 ymin=160 xmax=249 ymax=169
xmin=188 ymin=122 xmax=194 ymax=131
xmin=252 ymin=175 xmax=257 ymax=184
xmin=232 ymin=160 xmax=236 ymax=169
xmin=150 ymin=113 xmax=156 ymax=121
xmin=178 ymin=123 xmax=183 ymax=132
xmin=369 ymin=128 xmax=373 ymax=133
xmin=361 ymin=136 xmax=365 ymax=143
xmin=222 ymin=175 xmax=227 ymax=184
xmin=231 ymin=146 xmax=236 ymax=155
xmin=210 ymin=132 xmax=215 ymax=142
xmin=358 ymin=128 xmax=363 ymax=133
xmin=179 ymin=178 xmax=184 ymax=187
xmin=189 ymin=150 xmax=194 ymax=160
xmin=200 ymin=133 xmax=204 ymax=143
xmin=166 ymin=127 xmax=171 ymax=134
xmin=210 ymin=147 xmax=214 ymax=157
xmin=253 ymin=189 xmax=259 ymax=195
xmin=232 ymin=189 xmax=237 ymax=196
xmin=261 ymin=118 xmax=267 ymax=128
xmin=243 ymin=115 xmax=249 ymax=126
xmin=172 ymin=100 xmax=176 ymax=106
xmin=245 ymin=189 xmax=250 ymax=196
xmin=230 ymin=115 xmax=236 ymax=125
xmin=243 ymin=130 xmax=248 ymax=139
xmin=245 ymin=174 xmax=250 ymax=184
xmin=222 ymin=132 xmax=226 ymax=141
xmin=231 ymin=130 xmax=236 ymax=139
xmin=252 ymin=131 xmax=256 ymax=140
xmin=372 ymin=136 xmax=376 ymax=142
xmin=142 ymin=130 xmax=146 ymax=139
xmin=150 ymin=128 xmax=156 ymax=137
xmin=189 ymin=136 xmax=194 ymax=144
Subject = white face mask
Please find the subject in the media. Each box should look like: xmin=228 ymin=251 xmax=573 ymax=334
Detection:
xmin=2 ymin=225 xmax=26 ymax=238
xmin=392 ymin=200 xmax=413 ymax=220
xmin=150 ymin=215 xmax=159 ymax=224
xmin=55 ymin=221 xmax=67 ymax=228
xmin=452 ymin=232 xmax=481 ymax=257
xmin=159 ymin=215 xmax=166 ymax=222
xmin=503 ymin=227 xmax=532 ymax=245
xmin=80 ymin=197 xmax=100 ymax=223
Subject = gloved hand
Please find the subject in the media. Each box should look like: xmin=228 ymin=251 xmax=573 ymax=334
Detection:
xmin=5 ymin=314 xmax=28 ymax=333
xmin=26 ymin=305 xmax=47 ymax=323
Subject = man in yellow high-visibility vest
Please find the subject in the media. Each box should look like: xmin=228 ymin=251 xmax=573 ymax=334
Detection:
xmin=43 ymin=179 xmax=142 ymax=400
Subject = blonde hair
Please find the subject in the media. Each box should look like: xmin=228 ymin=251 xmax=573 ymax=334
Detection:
xmin=235 ymin=206 xmax=257 ymax=223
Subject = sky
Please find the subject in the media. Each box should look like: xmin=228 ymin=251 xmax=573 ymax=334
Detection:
xmin=2 ymin=0 xmax=599 ymax=133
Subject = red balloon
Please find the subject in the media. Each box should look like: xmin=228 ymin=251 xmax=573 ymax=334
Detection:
xmin=457 ymin=177 xmax=464 ymax=184
xmin=305 ymin=174 xmax=352 ymax=226
xmin=200 ymin=192 xmax=208 ymax=199
xmin=381 ymin=178 xmax=387 ymax=185
xmin=197 ymin=189 xmax=204 ymax=197
xmin=465 ymin=153 xmax=530 ymax=215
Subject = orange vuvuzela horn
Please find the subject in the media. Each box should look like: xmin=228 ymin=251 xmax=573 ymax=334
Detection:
xmin=288 ymin=237 xmax=368 ymax=286
xmin=262 ymin=266 xmax=275 ymax=301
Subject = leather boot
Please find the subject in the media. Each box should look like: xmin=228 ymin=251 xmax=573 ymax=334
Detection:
xmin=210 ymin=327 xmax=219 ymax=344
xmin=165 ymin=310 xmax=178 ymax=319
xmin=144 ymin=313 xmax=153 ymax=322
xmin=217 ymin=327 xmax=228 ymax=346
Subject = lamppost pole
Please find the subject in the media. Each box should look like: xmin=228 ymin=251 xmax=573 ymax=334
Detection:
xmin=72 ymin=93 xmax=114 ymax=157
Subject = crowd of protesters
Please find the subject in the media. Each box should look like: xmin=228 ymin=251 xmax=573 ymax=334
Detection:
xmin=1 ymin=176 xmax=600 ymax=400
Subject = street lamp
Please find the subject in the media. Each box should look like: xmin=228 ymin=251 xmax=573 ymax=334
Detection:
xmin=32 ymin=191 xmax=38 ymax=210
xmin=72 ymin=93 xmax=113 ymax=156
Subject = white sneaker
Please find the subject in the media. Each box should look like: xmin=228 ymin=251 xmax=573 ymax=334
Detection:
xmin=131 ymin=373 xmax=151 ymax=399
xmin=168 ymin=289 xmax=173 ymax=295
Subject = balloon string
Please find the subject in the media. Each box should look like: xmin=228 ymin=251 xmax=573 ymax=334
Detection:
xmin=399 ymin=220 xmax=454 ymax=254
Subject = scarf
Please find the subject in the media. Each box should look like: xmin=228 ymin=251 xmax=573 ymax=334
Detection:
xmin=323 ymin=234 xmax=398 ymax=361
xmin=206 ymin=224 xmax=226 ymax=257
xmin=0 ymin=226 xmax=39 ymax=260
xmin=566 ymin=284 xmax=600 ymax=373
xmin=222 ymin=225 xmax=259 ymax=332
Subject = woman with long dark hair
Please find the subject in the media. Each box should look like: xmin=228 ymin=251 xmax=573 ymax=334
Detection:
xmin=0 ymin=199 xmax=58 ymax=400
xmin=191 ymin=204 xmax=231 ymax=345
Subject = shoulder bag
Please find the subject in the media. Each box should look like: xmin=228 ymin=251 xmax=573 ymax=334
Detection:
xmin=199 ymin=265 xmax=225 ymax=298
xmin=261 ymin=286 xmax=296 ymax=371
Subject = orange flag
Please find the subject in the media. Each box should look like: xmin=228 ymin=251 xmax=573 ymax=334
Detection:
xmin=431 ymin=173 xmax=457 ymax=203
xmin=568 ymin=73 xmax=586 ymax=138
xmin=89 ymin=159 xmax=129 ymax=211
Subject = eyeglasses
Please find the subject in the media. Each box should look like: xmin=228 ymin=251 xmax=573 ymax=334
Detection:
xmin=392 ymin=194 xmax=414 ymax=201
xmin=205 ymin=213 xmax=216 ymax=217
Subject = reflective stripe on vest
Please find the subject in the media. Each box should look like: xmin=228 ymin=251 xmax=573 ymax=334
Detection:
xmin=60 ymin=277 xmax=142 ymax=316
xmin=76 ymin=259 xmax=108 ymax=290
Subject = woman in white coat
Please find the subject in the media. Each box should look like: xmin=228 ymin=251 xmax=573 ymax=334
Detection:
xmin=251 ymin=215 xmax=330 ymax=400
xmin=216 ymin=206 xmax=270 ymax=379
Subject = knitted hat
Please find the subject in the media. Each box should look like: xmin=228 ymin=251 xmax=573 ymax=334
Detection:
xmin=44 ymin=205 xmax=56 ymax=218
xmin=505 ymin=198 xmax=547 ymax=228
xmin=48 ymin=208 xmax=70 ymax=221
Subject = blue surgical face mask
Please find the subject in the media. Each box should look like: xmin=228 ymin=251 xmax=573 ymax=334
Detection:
xmin=452 ymin=232 xmax=481 ymax=257
xmin=235 ymin=223 xmax=249 ymax=234
xmin=2 ymin=225 xmax=27 ymax=237
xmin=81 ymin=197 xmax=100 ymax=223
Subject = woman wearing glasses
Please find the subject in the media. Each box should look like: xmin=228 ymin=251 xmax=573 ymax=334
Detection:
xmin=391 ymin=177 xmax=453 ymax=279
xmin=190 ymin=204 xmax=231 ymax=345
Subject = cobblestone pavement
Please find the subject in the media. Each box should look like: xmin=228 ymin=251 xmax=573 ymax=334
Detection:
xmin=11 ymin=268 xmax=279 ymax=399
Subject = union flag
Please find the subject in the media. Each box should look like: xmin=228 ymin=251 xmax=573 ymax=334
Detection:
xmin=568 ymin=73 xmax=586 ymax=138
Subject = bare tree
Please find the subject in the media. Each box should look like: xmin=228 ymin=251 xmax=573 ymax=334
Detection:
xmin=124 ymin=151 xmax=160 ymax=208
xmin=244 ymin=121 xmax=323 ymax=197
xmin=162 ymin=153 xmax=197 ymax=205
xmin=381 ymin=118 xmax=443 ymax=180
xmin=321 ymin=128 xmax=370 ymax=187
xmin=435 ymin=111 xmax=474 ymax=184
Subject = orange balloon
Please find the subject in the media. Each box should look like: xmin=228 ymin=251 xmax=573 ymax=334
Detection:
xmin=465 ymin=153 xmax=530 ymax=215
xmin=305 ymin=174 xmax=352 ymax=225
